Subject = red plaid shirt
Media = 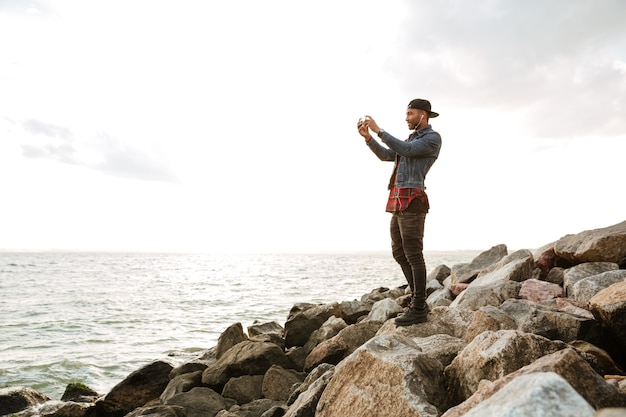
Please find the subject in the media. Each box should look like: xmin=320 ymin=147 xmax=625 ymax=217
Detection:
xmin=386 ymin=187 xmax=429 ymax=213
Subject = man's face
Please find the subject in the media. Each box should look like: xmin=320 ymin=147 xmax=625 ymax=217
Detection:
xmin=406 ymin=108 xmax=425 ymax=130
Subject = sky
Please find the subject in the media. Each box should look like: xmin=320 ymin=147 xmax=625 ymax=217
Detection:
xmin=1 ymin=0 xmax=625 ymax=253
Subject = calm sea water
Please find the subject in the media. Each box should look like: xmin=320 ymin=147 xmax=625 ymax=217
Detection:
xmin=0 ymin=251 xmax=479 ymax=399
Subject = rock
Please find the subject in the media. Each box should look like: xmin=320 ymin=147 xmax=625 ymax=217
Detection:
xmin=216 ymin=323 xmax=249 ymax=360
xmin=444 ymin=330 xmax=568 ymax=404
xmin=285 ymin=346 xmax=307 ymax=372
xmin=426 ymin=287 xmax=452 ymax=307
xmin=201 ymin=340 xmax=292 ymax=390
xmin=164 ymin=387 xmax=229 ymax=417
xmin=453 ymin=372 xmax=595 ymax=417
xmin=221 ymin=374 xmax=264 ymax=405
xmin=464 ymin=305 xmax=517 ymax=342
xmin=360 ymin=287 xmax=405 ymax=304
xmin=95 ymin=360 xmax=174 ymax=417
xmin=261 ymin=405 xmax=288 ymax=417
xmin=572 ymin=270 xmax=626 ymax=303
xmin=338 ymin=300 xmax=371 ymax=324
xmin=247 ymin=321 xmax=284 ymax=338
xmin=284 ymin=367 xmax=334 ymax=417
xmin=448 ymin=283 xmax=468 ymax=297
xmin=412 ymin=334 xmax=467 ymax=366
xmin=0 ymin=387 xmax=51 ymax=416
xmin=519 ymin=278 xmax=563 ymax=302
xmin=316 ymin=334 xmax=448 ymax=417
xmin=60 ymin=382 xmax=99 ymax=402
xmin=363 ymin=298 xmax=402 ymax=322
xmin=426 ymin=278 xmax=443 ymax=296
xmin=474 ymin=249 xmax=534 ymax=284
xmin=160 ymin=370 xmax=203 ymax=403
xmin=534 ymin=246 xmax=557 ymax=280
xmin=569 ymin=340 xmax=624 ymax=376
xmin=563 ymin=262 xmax=619 ymax=297
xmin=443 ymin=347 xmax=626 ymax=417
xmin=554 ymin=221 xmax=626 ymax=265
xmin=589 ymin=281 xmax=626 ymax=366
xmin=125 ymin=405 xmax=187 ymax=417
xmin=428 ymin=264 xmax=451 ymax=283
xmin=545 ymin=266 xmax=565 ymax=286
xmin=449 ymin=280 xmax=521 ymax=311
xmin=302 ymin=316 xmax=347 ymax=356
xmin=499 ymin=299 xmax=602 ymax=343
xmin=377 ymin=306 xmax=474 ymax=340
xmin=284 ymin=303 xmax=341 ymax=348
xmin=261 ymin=365 xmax=306 ymax=402
xmin=169 ymin=348 xmax=216 ymax=379
xmin=286 ymin=363 xmax=334 ymax=406
xmin=304 ymin=321 xmax=382 ymax=372
xmin=449 ymin=244 xmax=508 ymax=284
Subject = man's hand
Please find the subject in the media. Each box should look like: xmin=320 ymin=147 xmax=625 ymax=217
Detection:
xmin=357 ymin=117 xmax=372 ymax=142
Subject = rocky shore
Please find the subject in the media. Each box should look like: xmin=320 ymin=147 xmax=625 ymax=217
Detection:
xmin=2 ymin=221 xmax=626 ymax=417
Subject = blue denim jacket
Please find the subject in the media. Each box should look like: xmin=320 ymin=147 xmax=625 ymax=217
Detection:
xmin=366 ymin=124 xmax=441 ymax=190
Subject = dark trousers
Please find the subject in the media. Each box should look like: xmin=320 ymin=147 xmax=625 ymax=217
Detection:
xmin=390 ymin=211 xmax=427 ymax=309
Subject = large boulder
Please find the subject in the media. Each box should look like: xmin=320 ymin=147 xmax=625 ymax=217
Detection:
xmin=261 ymin=365 xmax=306 ymax=402
xmin=563 ymin=262 xmax=619 ymax=297
xmin=572 ymin=270 xmax=626 ymax=303
xmin=216 ymin=323 xmax=249 ymax=360
xmin=449 ymin=244 xmax=508 ymax=284
xmin=164 ymin=387 xmax=230 ymax=417
xmin=364 ymin=298 xmax=403 ymax=322
xmin=463 ymin=305 xmax=517 ymax=342
xmin=518 ymin=278 xmax=563 ymax=302
xmin=338 ymin=300 xmax=371 ymax=324
xmin=444 ymin=330 xmax=568 ymax=404
xmin=315 ymin=334 xmax=448 ymax=417
xmin=201 ymin=340 xmax=292 ymax=390
xmin=554 ymin=221 xmax=626 ymax=265
xmin=450 ymin=372 xmax=595 ymax=417
xmin=284 ymin=303 xmax=341 ymax=348
xmin=221 ymin=374 xmax=264 ymax=405
xmin=0 ymin=386 xmax=51 ymax=416
xmin=302 ymin=316 xmax=348 ymax=356
xmin=442 ymin=347 xmax=626 ymax=417
xmin=95 ymin=360 xmax=174 ymax=417
xmin=377 ymin=306 xmax=474 ymax=341
xmin=304 ymin=321 xmax=382 ymax=372
xmin=449 ymin=280 xmax=521 ymax=311
xmin=499 ymin=299 xmax=603 ymax=344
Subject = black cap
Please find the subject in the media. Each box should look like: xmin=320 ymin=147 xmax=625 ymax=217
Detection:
xmin=408 ymin=99 xmax=439 ymax=118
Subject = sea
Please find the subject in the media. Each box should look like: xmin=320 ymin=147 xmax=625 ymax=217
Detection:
xmin=0 ymin=251 xmax=480 ymax=400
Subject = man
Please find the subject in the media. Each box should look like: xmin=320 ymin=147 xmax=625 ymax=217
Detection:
xmin=357 ymin=98 xmax=442 ymax=326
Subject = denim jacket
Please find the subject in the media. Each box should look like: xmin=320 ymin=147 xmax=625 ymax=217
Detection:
xmin=366 ymin=124 xmax=441 ymax=190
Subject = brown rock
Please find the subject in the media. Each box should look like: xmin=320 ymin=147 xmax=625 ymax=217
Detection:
xmin=442 ymin=348 xmax=626 ymax=417
xmin=261 ymin=365 xmax=306 ymax=402
xmin=464 ymin=305 xmax=517 ymax=343
xmin=519 ymin=278 xmax=563 ymax=302
xmin=443 ymin=330 xmax=568 ymax=404
xmin=95 ymin=360 xmax=174 ymax=417
xmin=554 ymin=221 xmax=626 ymax=265
xmin=0 ymin=387 xmax=51 ymax=416
xmin=201 ymin=340 xmax=292 ymax=390
xmin=221 ymin=375 xmax=264 ymax=405
xmin=216 ymin=323 xmax=248 ymax=360
xmin=316 ymin=334 xmax=448 ymax=417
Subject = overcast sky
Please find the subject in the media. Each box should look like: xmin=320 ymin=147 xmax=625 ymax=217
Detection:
xmin=1 ymin=0 xmax=625 ymax=253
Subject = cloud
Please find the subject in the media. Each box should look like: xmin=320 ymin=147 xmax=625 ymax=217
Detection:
xmin=392 ymin=0 xmax=626 ymax=137
xmin=19 ymin=119 xmax=179 ymax=183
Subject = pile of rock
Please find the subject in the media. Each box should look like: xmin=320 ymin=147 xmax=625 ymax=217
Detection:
xmin=3 ymin=221 xmax=626 ymax=417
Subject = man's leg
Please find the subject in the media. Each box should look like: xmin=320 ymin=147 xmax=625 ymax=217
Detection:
xmin=394 ymin=212 xmax=428 ymax=326
xmin=390 ymin=214 xmax=414 ymax=293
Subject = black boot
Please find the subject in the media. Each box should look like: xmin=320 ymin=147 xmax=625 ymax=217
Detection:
xmin=395 ymin=302 xmax=429 ymax=326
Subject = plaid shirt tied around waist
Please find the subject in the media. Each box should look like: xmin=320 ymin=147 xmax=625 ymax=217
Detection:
xmin=386 ymin=187 xmax=429 ymax=213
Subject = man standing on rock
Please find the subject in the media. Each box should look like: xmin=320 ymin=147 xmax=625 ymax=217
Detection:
xmin=357 ymin=99 xmax=442 ymax=326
